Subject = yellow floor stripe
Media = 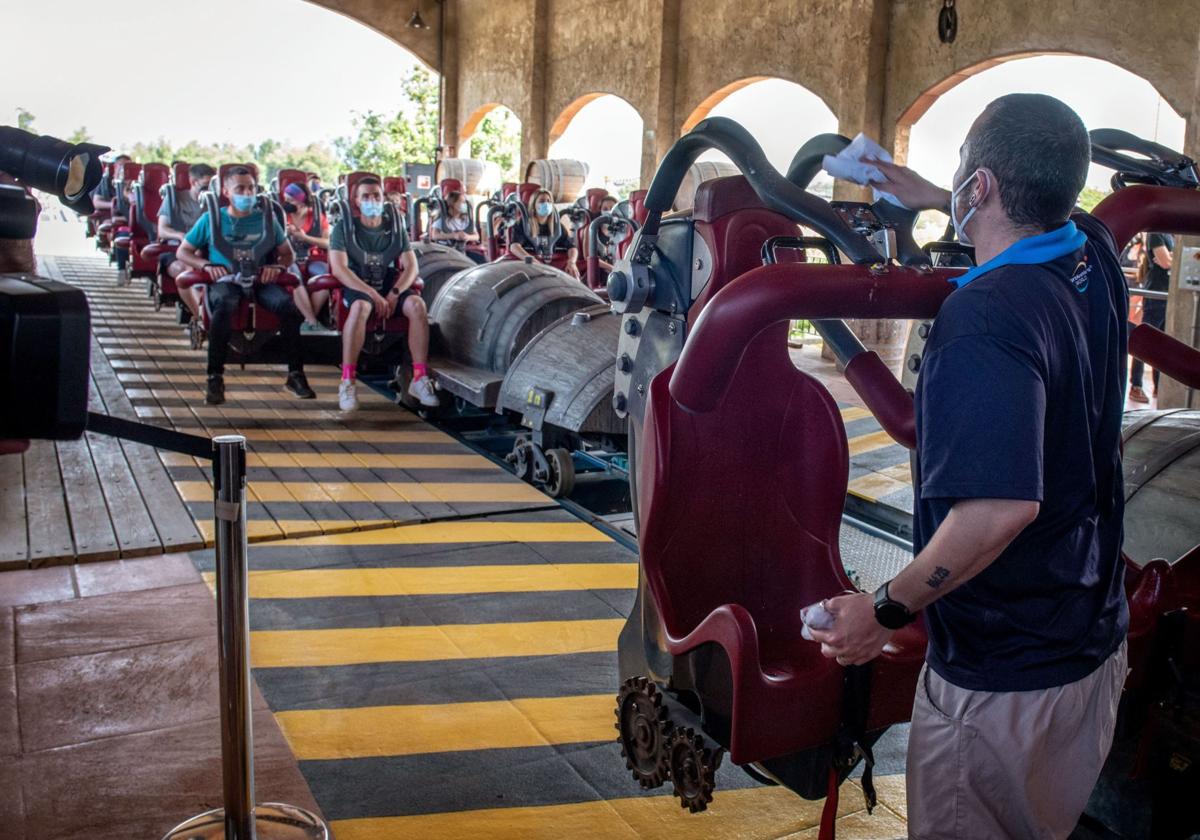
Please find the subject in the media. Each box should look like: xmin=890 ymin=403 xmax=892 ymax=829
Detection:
xmin=847 ymin=429 xmax=899 ymax=456
xmin=840 ymin=405 xmax=872 ymax=422
xmin=251 ymin=618 xmax=623 ymax=668
xmin=194 ymin=519 xmax=391 ymax=544
xmin=329 ymin=784 xmax=880 ymax=840
xmin=276 ymin=695 xmax=615 ymax=760
xmin=245 ymin=452 xmax=493 ymax=470
xmin=282 ymin=521 xmax=612 ymax=545
xmin=212 ymin=563 xmax=636 ymax=598
xmin=847 ymin=471 xmax=911 ymax=503
xmin=174 ymin=480 xmax=544 ymax=504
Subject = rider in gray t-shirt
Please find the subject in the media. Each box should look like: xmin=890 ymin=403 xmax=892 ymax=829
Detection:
xmin=157 ymin=163 xmax=216 ymax=319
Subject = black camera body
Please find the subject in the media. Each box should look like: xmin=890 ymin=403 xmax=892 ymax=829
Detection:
xmin=0 ymin=274 xmax=91 ymax=440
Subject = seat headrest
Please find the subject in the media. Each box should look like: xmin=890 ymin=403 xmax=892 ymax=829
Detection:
xmin=629 ymin=189 xmax=648 ymax=225
xmin=217 ymin=162 xmax=259 ymax=188
xmin=584 ymin=187 xmax=608 ymax=217
xmin=439 ymin=178 xmax=463 ymax=196
xmin=139 ymin=163 xmax=170 ymax=191
xmin=115 ymin=162 xmax=142 ymax=183
xmin=172 ymin=161 xmax=191 ymax=190
xmin=383 ymin=176 xmax=407 ymax=196
xmin=517 ymin=182 xmax=541 ymax=206
xmin=500 ymin=182 xmax=518 ymax=199
xmin=692 ymin=175 xmax=770 ymax=223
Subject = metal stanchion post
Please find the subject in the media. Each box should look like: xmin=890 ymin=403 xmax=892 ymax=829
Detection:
xmin=164 ymin=436 xmax=328 ymax=840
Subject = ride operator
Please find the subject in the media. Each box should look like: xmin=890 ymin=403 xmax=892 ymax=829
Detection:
xmin=809 ymin=94 xmax=1129 ymax=839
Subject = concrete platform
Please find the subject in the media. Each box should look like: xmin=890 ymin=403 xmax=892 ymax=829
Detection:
xmin=0 ymin=255 xmax=914 ymax=839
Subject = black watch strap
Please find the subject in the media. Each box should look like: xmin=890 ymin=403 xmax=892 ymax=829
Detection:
xmin=873 ymin=580 xmax=917 ymax=630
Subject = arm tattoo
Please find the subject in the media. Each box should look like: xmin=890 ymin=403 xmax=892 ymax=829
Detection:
xmin=926 ymin=566 xmax=951 ymax=589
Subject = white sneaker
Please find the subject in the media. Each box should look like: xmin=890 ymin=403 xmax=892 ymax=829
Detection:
xmin=117 ymin=268 xmax=130 ymax=286
xmin=338 ymin=379 xmax=358 ymax=412
xmin=408 ymin=375 xmax=440 ymax=407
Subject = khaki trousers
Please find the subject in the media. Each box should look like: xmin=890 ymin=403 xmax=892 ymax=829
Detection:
xmin=906 ymin=642 xmax=1127 ymax=839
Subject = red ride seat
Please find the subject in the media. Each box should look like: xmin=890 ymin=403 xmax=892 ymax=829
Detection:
xmin=637 ymin=322 xmax=927 ymax=764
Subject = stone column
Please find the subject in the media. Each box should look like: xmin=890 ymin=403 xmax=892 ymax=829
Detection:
xmin=828 ymin=0 xmax=910 ymax=371
xmin=520 ymin=0 xmax=551 ymax=172
xmin=440 ymin=0 xmax=460 ymax=158
xmin=640 ymin=0 xmax=679 ymax=189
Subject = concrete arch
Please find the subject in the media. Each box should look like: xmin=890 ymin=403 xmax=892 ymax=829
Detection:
xmin=883 ymin=0 xmax=1197 ymax=152
xmin=302 ymin=0 xmax=439 ymax=70
xmin=680 ymin=75 xmax=840 ymax=136
xmin=548 ymin=92 xmax=644 ymax=145
xmin=891 ymin=50 xmax=1186 ymax=162
xmin=459 ymin=102 xmax=523 ymax=150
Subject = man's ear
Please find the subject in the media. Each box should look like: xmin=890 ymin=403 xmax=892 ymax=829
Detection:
xmin=973 ymin=168 xmax=996 ymax=207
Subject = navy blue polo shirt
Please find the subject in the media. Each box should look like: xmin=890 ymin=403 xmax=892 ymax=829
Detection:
xmin=913 ymin=217 xmax=1129 ymax=692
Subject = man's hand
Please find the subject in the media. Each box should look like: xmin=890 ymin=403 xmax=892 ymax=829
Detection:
xmin=807 ymin=592 xmax=893 ymax=666
xmin=260 ymin=265 xmax=282 ymax=285
xmin=565 ymin=253 xmax=581 ymax=280
xmin=204 ymin=263 xmax=229 ymax=281
xmin=369 ymin=289 xmax=389 ymax=319
xmin=869 ymin=160 xmax=951 ymax=213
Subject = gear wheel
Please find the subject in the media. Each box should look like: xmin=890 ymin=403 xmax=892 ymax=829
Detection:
xmin=615 ymin=676 xmax=672 ymax=789
xmin=666 ymin=727 xmax=723 ymax=813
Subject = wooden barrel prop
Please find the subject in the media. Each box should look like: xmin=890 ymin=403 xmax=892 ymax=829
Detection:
xmin=524 ymin=159 xmax=590 ymax=202
xmin=411 ymin=241 xmax=476 ymax=306
xmin=428 ymin=261 xmax=602 ymax=374
xmin=673 ymin=161 xmax=739 ymax=211
xmin=1121 ymin=409 xmax=1200 ymax=565
xmin=435 ymin=158 xmax=500 ymax=196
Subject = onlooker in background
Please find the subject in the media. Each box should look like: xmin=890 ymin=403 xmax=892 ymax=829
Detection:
xmin=1129 ymin=232 xmax=1172 ymax=403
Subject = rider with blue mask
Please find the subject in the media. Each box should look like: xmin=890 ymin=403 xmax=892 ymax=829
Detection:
xmin=508 ymin=188 xmax=581 ymax=279
xmin=329 ymin=176 xmax=438 ymax=412
xmin=176 ymin=166 xmax=314 ymax=405
xmin=810 ymin=94 xmax=1129 ymax=840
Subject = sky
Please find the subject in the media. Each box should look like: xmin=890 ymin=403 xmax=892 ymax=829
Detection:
xmin=5 ymin=1 xmax=1186 ymax=196
xmin=2 ymin=0 xmax=423 ymax=151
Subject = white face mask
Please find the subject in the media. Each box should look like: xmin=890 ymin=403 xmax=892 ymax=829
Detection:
xmin=950 ymin=169 xmax=982 ymax=246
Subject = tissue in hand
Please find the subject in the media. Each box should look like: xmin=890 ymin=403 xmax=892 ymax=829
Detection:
xmin=800 ymin=601 xmax=836 ymax=641
xmin=821 ymin=133 xmax=908 ymax=209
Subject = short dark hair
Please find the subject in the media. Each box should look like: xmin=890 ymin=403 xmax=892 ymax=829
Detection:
xmin=964 ymin=94 xmax=1089 ymax=231
xmin=189 ymin=163 xmax=216 ymax=180
xmin=355 ymin=177 xmax=382 ymax=195
xmin=224 ymin=165 xmax=254 ymax=185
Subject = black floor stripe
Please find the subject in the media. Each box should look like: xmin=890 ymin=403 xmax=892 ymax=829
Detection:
xmin=257 ymin=651 xmax=621 ymax=711
xmin=247 ymin=588 xmax=633 ymax=632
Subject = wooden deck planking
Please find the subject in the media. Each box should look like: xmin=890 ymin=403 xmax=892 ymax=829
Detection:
xmin=21 ymin=442 xmax=76 ymax=567
xmin=0 ymin=452 xmax=29 ymax=569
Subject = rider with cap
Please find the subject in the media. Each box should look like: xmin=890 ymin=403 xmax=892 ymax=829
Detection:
xmin=809 ymin=94 xmax=1129 ymax=840
xmin=329 ymin=176 xmax=439 ymax=412
xmin=175 ymin=166 xmax=315 ymax=406
xmin=281 ymin=181 xmax=332 ymax=330
xmin=158 ymin=162 xmax=217 ymax=321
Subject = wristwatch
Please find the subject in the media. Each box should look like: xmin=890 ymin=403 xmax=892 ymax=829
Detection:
xmin=873 ymin=580 xmax=917 ymax=630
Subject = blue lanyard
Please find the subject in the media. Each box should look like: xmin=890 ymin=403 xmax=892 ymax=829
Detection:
xmin=953 ymin=221 xmax=1088 ymax=288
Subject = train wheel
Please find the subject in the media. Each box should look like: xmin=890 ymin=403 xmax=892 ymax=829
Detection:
xmin=545 ymin=448 xmax=575 ymax=498
xmin=615 ymin=677 xmax=672 ymax=789
xmin=509 ymin=438 xmax=535 ymax=483
xmin=666 ymin=727 xmax=722 ymax=813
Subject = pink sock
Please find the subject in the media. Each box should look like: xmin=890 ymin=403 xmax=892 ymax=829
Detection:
xmin=341 ymin=364 xmax=355 ymax=381
xmin=413 ymin=363 xmax=428 ymax=380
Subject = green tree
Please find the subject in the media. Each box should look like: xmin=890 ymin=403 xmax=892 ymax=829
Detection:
xmin=469 ymin=108 xmax=521 ymax=181
xmin=335 ymin=66 xmax=440 ymax=175
xmin=1077 ymin=185 xmax=1110 ymax=213
xmin=16 ymin=108 xmax=35 ymax=132
xmin=126 ymin=137 xmax=341 ymax=184
xmin=67 ymin=126 xmax=91 ymax=144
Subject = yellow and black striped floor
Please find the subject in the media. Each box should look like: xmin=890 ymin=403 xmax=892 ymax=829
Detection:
xmin=57 ymin=255 xmax=911 ymax=838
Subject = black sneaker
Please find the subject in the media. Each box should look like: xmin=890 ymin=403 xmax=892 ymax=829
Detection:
xmin=205 ymin=375 xmax=225 ymax=405
xmin=285 ymin=371 xmax=316 ymax=399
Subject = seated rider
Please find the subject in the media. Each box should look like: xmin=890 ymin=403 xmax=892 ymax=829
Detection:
xmin=593 ymin=193 xmax=621 ymax=272
xmin=429 ymin=190 xmax=484 ymax=264
xmin=158 ymin=162 xmax=216 ymax=321
xmin=175 ymin=166 xmax=315 ymax=406
xmin=281 ymin=182 xmax=332 ymax=330
xmin=508 ymin=188 xmax=580 ymax=279
xmin=329 ymin=176 xmax=440 ymax=411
